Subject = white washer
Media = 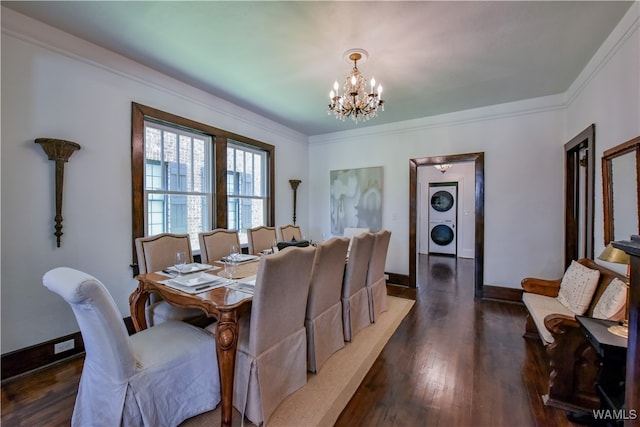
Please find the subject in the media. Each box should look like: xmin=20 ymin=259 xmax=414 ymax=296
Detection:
xmin=429 ymin=184 xmax=457 ymax=221
xmin=429 ymin=219 xmax=457 ymax=255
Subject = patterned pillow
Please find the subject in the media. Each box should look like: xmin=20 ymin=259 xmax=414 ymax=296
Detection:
xmin=556 ymin=260 xmax=600 ymax=315
xmin=592 ymin=278 xmax=628 ymax=320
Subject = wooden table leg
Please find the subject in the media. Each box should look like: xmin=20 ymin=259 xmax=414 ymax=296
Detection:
xmin=129 ymin=286 xmax=149 ymax=332
xmin=216 ymin=309 xmax=239 ymax=427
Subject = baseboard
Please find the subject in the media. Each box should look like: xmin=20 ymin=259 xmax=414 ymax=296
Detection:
xmin=1 ymin=317 xmax=136 ymax=382
xmin=386 ymin=272 xmax=410 ymax=287
xmin=482 ymin=285 xmax=523 ymax=302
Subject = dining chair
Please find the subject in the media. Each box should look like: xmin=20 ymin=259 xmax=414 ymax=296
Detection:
xmin=135 ymin=233 xmax=208 ymax=327
xmin=233 ymin=246 xmax=316 ymax=425
xmin=341 ymin=232 xmax=375 ymax=342
xmin=305 ymin=237 xmax=350 ymax=373
xmin=199 ymin=228 xmax=241 ymax=263
xmin=343 ymin=227 xmax=370 ymax=254
xmin=278 ymin=224 xmax=302 ymax=241
xmin=246 ymin=225 xmax=277 ymax=255
xmin=42 ymin=267 xmax=221 ymax=427
xmin=366 ymin=230 xmax=392 ymax=322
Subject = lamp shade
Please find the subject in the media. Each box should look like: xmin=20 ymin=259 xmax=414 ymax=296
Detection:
xmin=597 ymin=243 xmax=630 ymax=265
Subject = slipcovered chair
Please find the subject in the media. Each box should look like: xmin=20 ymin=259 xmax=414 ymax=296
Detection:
xmin=305 ymin=237 xmax=349 ymax=373
xmin=199 ymin=229 xmax=240 ymax=263
xmin=135 ymin=233 xmax=207 ymax=327
xmin=343 ymin=227 xmax=370 ymax=255
xmin=341 ymin=232 xmax=375 ymax=342
xmin=247 ymin=225 xmax=277 ymax=255
xmin=366 ymin=230 xmax=392 ymax=322
xmin=42 ymin=267 xmax=221 ymax=427
xmin=278 ymin=224 xmax=302 ymax=241
xmin=233 ymin=246 xmax=316 ymax=425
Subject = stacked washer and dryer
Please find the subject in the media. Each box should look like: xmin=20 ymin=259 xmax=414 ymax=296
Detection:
xmin=428 ymin=183 xmax=457 ymax=256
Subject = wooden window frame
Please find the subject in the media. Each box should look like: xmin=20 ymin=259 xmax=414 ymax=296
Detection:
xmin=131 ymin=102 xmax=275 ymax=269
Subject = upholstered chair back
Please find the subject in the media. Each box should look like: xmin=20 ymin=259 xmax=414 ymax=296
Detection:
xmin=135 ymin=233 xmax=193 ymax=274
xmin=342 ymin=232 xmax=375 ymax=342
xmin=199 ymin=229 xmax=240 ymax=263
xmin=249 ymin=246 xmax=316 ymax=353
xmin=366 ymin=230 xmax=392 ymax=322
xmin=247 ymin=226 xmax=277 ymax=255
xmin=234 ymin=246 xmax=316 ymax=425
xmin=305 ymin=237 xmax=349 ymax=372
xmin=44 ymin=267 xmax=135 ymax=382
xmin=307 ymin=237 xmax=350 ymax=319
xmin=343 ymin=232 xmax=375 ymax=298
xmin=278 ymin=224 xmax=302 ymax=241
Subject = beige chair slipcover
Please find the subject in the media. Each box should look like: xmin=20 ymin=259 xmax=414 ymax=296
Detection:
xmin=343 ymin=227 xmax=370 ymax=254
xmin=341 ymin=232 xmax=375 ymax=342
xmin=305 ymin=237 xmax=349 ymax=373
xmin=366 ymin=230 xmax=392 ymax=322
xmin=135 ymin=233 xmax=205 ymax=326
xmin=199 ymin=229 xmax=241 ymax=263
xmin=43 ymin=267 xmax=221 ymax=427
xmin=233 ymin=246 xmax=316 ymax=425
xmin=278 ymin=224 xmax=302 ymax=241
xmin=247 ymin=225 xmax=277 ymax=255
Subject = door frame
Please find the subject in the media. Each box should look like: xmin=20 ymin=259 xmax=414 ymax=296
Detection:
xmin=409 ymin=152 xmax=485 ymax=298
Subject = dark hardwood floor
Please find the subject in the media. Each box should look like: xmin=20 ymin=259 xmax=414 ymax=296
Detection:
xmin=1 ymin=255 xmax=580 ymax=426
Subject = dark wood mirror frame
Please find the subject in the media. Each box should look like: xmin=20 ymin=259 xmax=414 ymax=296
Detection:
xmin=602 ymin=135 xmax=640 ymax=245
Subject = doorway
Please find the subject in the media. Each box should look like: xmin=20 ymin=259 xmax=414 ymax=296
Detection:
xmin=409 ymin=152 xmax=485 ymax=298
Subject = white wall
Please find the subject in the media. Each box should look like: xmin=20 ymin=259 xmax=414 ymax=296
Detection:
xmin=0 ymin=9 xmax=309 ymax=353
xmin=565 ymin=4 xmax=640 ymax=275
xmin=309 ymin=98 xmax=565 ymax=286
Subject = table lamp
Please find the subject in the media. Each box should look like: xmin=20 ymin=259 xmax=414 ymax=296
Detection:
xmin=597 ymin=242 xmax=631 ymax=338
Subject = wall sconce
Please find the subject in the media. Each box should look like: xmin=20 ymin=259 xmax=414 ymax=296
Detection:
xmin=35 ymin=138 xmax=81 ymax=247
xmin=289 ymin=179 xmax=301 ymax=225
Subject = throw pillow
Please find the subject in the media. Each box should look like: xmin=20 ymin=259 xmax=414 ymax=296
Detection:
xmin=556 ymin=260 xmax=600 ymax=315
xmin=592 ymin=278 xmax=628 ymax=320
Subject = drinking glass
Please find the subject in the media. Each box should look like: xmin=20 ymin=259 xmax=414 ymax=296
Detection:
xmin=175 ymin=251 xmax=187 ymax=274
xmin=230 ymin=244 xmax=240 ymax=261
xmin=223 ymin=259 xmax=237 ymax=283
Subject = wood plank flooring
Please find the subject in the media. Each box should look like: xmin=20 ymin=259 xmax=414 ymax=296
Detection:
xmin=2 ymin=255 xmax=580 ymax=426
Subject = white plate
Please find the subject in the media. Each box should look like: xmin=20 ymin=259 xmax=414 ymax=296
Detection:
xmin=221 ymin=254 xmax=259 ymax=263
xmin=168 ymin=263 xmax=214 ymax=274
xmin=169 ymin=272 xmax=224 ymax=287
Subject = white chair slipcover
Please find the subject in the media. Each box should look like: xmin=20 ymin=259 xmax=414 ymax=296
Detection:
xmin=366 ymin=230 xmax=392 ymax=322
xmin=199 ymin=229 xmax=241 ymax=263
xmin=43 ymin=267 xmax=221 ymax=427
xmin=247 ymin=226 xmax=277 ymax=255
xmin=135 ymin=233 xmax=206 ymax=326
xmin=305 ymin=237 xmax=349 ymax=373
xmin=233 ymin=246 xmax=316 ymax=425
xmin=278 ymin=224 xmax=302 ymax=241
xmin=342 ymin=232 xmax=375 ymax=342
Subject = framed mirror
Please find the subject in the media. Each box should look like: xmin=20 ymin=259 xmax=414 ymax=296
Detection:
xmin=602 ymin=136 xmax=640 ymax=245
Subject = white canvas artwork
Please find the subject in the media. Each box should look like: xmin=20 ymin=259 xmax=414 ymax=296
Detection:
xmin=330 ymin=166 xmax=383 ymax=235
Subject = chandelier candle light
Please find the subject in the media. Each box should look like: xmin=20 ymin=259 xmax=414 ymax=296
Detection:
xmin=328 ymin=48 xmax=384 ymax=123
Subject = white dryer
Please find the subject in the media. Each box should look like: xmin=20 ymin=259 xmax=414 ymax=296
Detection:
xmin=428 ymin=219 xmax=457 ymax=255
xmin=429 ymin=184 xmax=457 ymax=221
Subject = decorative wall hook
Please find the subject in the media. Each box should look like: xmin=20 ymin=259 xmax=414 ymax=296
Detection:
xmin=35 ymin=138 xmax=81 ymax=247
xmin=289 ymin=179 xmax=301 ymax=225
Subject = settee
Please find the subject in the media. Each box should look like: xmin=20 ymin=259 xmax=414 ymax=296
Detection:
xmin=521 ymin=258 xmax=627 ymax=412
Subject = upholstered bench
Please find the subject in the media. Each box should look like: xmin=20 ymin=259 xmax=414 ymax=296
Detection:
xmin=521 ymin=258 xmax=627 ymax=412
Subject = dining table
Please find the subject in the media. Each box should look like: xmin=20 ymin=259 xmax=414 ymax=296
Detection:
xmin=129 ymin=258 xmax=260 ymax=427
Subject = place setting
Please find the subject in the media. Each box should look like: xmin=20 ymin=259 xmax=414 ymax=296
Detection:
xmin=158 ymin=251 xmax=226 ymax=294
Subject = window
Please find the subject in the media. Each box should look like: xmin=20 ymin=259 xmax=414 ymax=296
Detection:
xmin=131 ymin=103 xmax=275 ymax=269
xmin=143 ymin=122 xmax=212 ymax=249
xmin=227 ymin=141 xmax=269 ymax=244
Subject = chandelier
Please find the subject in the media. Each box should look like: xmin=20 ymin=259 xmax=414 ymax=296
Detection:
xmin=328 ymin=48 xmax=385 ymax=123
